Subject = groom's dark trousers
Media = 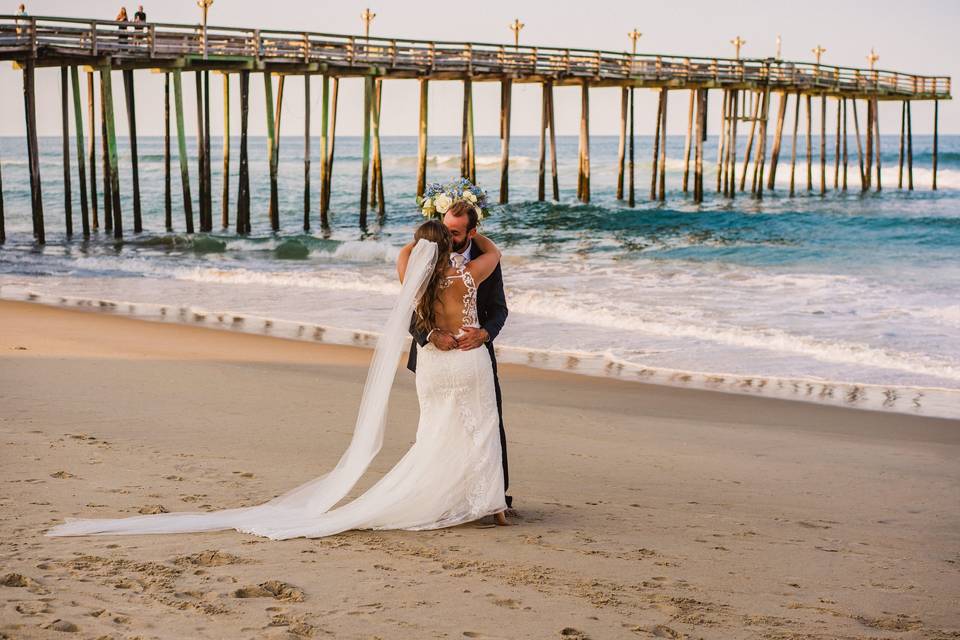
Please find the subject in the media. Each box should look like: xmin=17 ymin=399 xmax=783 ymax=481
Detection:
xmin=406 ymin=257 xmax=511 ymax=508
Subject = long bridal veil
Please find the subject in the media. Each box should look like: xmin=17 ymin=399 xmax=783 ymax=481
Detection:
xmin=48 ymin=240 xmax=440 ymax=537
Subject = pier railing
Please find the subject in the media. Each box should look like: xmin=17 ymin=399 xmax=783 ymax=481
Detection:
xmin=0 ymin=15 xmax=950 ymax=99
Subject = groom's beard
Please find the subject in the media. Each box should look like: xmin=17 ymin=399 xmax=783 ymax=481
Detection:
xmin=451 ymin=239 xmax=469 ymax=254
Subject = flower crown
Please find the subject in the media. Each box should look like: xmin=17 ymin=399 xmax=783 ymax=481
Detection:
xmin=416 ymin=178 xmax=489 ymax=221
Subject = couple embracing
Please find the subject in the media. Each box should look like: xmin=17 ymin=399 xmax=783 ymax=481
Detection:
xmin=49 ymin=179 xmax=515 ymax=539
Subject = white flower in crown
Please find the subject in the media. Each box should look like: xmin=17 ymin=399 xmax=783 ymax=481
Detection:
xmin=421 ymin=197 xmax=435 ymax=216
xmin=463 ymin=191 xmax=477 ymax=204
xmin=434 ymin=193 xmax=453 ymax=214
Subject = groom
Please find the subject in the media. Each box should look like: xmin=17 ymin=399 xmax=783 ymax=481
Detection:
xmin=406 ymin=206 xmax=512 ymax=510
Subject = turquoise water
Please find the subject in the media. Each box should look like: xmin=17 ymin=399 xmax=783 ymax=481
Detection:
xmin=2 ymin=133 xmax=959 ymax=417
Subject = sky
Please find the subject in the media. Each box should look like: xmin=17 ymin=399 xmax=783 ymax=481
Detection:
xmin=0 ymin=0 xmax=956 ymax=139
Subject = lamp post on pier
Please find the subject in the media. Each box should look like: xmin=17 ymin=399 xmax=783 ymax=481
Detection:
xmin=776 ymin=34 xmax=782 ymax=60
xmin=867 ymin=48 xmax=879 ymax=70
xmin=197 ymin=0 xmax=213 ymax=59
xmin=628 ymin=28 xmax=642 ymax=74
xmin=509 ymin=18 xmax=524 ymax=49
xmin=730 ymin=35 xmax=746 ymax=59
xmin=361 ymin=7 xmax=376 ymax=40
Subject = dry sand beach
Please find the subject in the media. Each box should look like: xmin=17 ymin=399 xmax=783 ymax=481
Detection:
xmin=1 ymin=299 xmax=959 ymax=639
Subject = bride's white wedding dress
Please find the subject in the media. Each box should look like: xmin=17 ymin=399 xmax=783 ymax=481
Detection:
xmin=47 ymin=240 xmax=506 ymax=540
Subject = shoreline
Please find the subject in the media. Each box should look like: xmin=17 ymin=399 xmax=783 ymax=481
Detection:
xmin=3 ymin=285 xmax=958 ymax=420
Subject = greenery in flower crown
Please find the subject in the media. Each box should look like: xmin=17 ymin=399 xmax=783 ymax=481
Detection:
xmin=415 ymin=178 xmax=490 ymax=221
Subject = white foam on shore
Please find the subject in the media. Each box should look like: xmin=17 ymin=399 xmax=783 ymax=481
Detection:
xmin=4 ymin=286 xmax=958 ymax=421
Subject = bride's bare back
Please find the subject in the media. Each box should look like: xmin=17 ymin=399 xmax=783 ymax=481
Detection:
xmin=433 ymin=265 xmax=479 ymax=337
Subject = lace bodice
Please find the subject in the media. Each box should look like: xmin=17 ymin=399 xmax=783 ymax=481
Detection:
xmin=442 ymin=261 xmax=480 ymax=332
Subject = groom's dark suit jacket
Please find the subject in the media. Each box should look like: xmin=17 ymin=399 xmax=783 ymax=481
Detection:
xmin=406 ymin=243 xmax=512 ymax=507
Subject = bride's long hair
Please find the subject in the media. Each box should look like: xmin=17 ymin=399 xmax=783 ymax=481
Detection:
xmin=413 ymin=219 xmax=452 ymax=335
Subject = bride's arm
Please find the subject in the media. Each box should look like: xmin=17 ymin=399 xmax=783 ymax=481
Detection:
xmin=466 ymin=233 xmax=502 ymax=285
xmin=396 ymin=240 xmax=416 ymax=283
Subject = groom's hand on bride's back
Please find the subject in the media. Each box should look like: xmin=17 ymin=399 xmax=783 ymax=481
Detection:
xmin=429 ymin=330 xmax=459 ymax=351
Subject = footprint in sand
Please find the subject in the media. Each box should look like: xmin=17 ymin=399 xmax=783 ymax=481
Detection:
xmin=233 ymin=580 xmax=304 ymax=602
xmin=49 ymin=471 xmax=75 ymax=479
xmin=485 ymin=594 xmax=521 ymax=610
xmin=1 ymin=573 xmax=48 ymax=594
xmin=137 ymin=504 xmax=170 ymax=514
xmin=174 ymin=550 xmax=249 ymax=567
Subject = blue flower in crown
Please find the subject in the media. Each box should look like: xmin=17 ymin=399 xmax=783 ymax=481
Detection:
xmin=415 ymin=177 xmax=489 ymax=221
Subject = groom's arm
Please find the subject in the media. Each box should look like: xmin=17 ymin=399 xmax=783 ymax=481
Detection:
xmin=481 ymin=264 xmax=508 ymax=343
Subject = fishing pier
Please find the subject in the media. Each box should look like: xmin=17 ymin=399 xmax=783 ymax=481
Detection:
xmin=0 ymin=14 xmax=951 ymax=243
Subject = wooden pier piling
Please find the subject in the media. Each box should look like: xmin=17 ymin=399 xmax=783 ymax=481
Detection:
xmin=682 ymin=90 xmax=693 ymax=193
xmin=60 ymin=67 xmax=73 ymax=238
xmin=371 ymin=78 xmax=385 ymax=222
xmin=122 ymin=70 xmax=141 ymax=232
xmin=359 ymin=75 xmax=373 ymax=229
xmin=898 ymin=101 xmax=905 ymax=189
xmin=172 ymin=69 xmax=194 ymax=233
xmin=22 ymin=59 xmax=43 ymax=243
xmin=907 ymin=100 xmax=914 ymax=190
xmin=651 ymin=88 xmax=663 ymax=200
xmin=86 ymin=71 xmax=98 ymax=230
xmin=236 ymin=70 xmax=250 ymax=234
xmin=538 ymin=82 xmax=549 ymax=202
xmin=195 ymin=71 xmax=207 ymax=231
xmin=264 ymin=72 xmax=280 ymax=231
xmin=658 ymin=88 xmax=668 ymax=201
xmin=321 ymin=77 xmax=339 ymax=225
xmin=693 ymin=89 xmax=705 ymax=203
xmin=461 ymin=78 xmax=472 ymax=181
xmin=301 ymin=74 xmax=309 ymax=231
xmin=805 ymin=94 xmax=812 ymax=191
xmin=203 ymin=71 xmax=212 ymax=226
xmin=767 ymin=91 xmax=788 ymax=191
xmin=872 ymin=98 xmax=881 ymax=191
xmin=842 ymin=98 xmax=848 ymax=191
xmin=789 ymin=90 xmax=800 ymax=196
xmin=70 ymin=66 xmax=89 ymax=237
xmin=852 ymin=99 xmax=866 ymax=190
xmin=466 ymin=78 xmax=476 ymax=184
xmin=616 ymin=86 xmax=627 ymax=200
xmin=716 ymin=89 xmax=728 ymax=193
xmin=820 ymin=95 xmax=827 ymax=195
xmin=100 ymin=67 xmax=122 ymax=239
xmin=500 ymin=78 xmax=513 ymax=204
xmin=222 ymin=73 xmax=231 ymax=229
xmin=415 ymin=77 xmax=428 ymax=199
xmin=100 ymin=73 xmax=112 ymax=233
xmin=727 ymin=90 xmax=739 ymax=199
xmin=577 ymin=80 xmax=589 ymax=203
xmin=628 ymin=85 xmax=635 ymax=207
xmin=739 ymin=90 xmax=760 ymax=192
xmin=834 ymin=98 xmax=841 ymax=190
xmin=754 ymin=87 xmax=770 ymax=197
xmin=932 ymin=99 xmax=939 ymax=190
xmin=864 ymin=99 xmax=873 ymax=191
xmin=163 ymin=73 xmax=171 ymax=231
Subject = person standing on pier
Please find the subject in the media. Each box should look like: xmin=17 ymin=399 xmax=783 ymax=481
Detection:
xmin=115 ymin=7 xmax=128 ymax=45
xmin=15 ymin=3 xmax=27 ymax=39
xmin=133 ymin=5 xmax=146 ymax=45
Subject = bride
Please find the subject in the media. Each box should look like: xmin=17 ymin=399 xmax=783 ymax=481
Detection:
xmin=48 ymin=202 xmax=508 ymax=539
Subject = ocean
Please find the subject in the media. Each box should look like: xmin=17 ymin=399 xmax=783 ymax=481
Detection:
xmin=2 ymin=133 xmax=959 ymax=418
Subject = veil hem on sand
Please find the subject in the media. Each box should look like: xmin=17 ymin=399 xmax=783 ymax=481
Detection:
xmin=47 ymin=240 xmax=439 ymax=537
